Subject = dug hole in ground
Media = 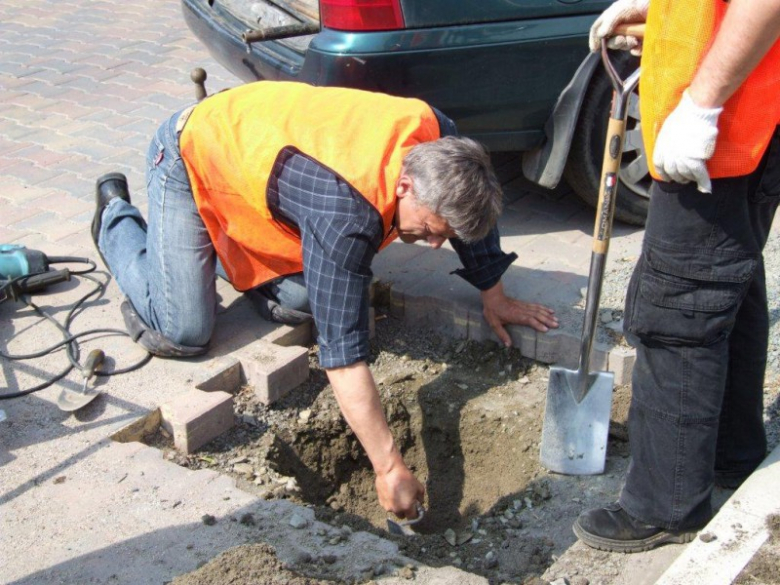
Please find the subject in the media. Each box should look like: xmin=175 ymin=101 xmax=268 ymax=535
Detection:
xmin=140 ymin=294 xmax=780 ymax=585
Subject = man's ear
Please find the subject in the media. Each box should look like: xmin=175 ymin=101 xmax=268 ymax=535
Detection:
xmin=395 ymin=174 xmax=413 ymax=199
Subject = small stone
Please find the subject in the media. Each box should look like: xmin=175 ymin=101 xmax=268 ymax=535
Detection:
xmin=201 ymin=514 xmax=217 ymax=526
xmin=519 ymin=376 xmax=530 ymax=385
xmin=292 ymin=551 xmax=313 ymax=564
xmin=239 ymin=513 xmax=255 ymax=526
xmin=289 ymin=513 xmax=308 ymax=529
xmin=299 ymin=409 xmax=312 ymax=422
xmin=484 ymin=550 xmax=498 ymax=569
xmin=322 ymin=554 xmax=337 ymax=565
xmin=233 ymin=463 xmax=255 ymax=476
xmin=571 ymin=577 xmax=590 ymax=585
xmin=397 ymin=565 xmax=415 ymax=579
xmin=444 ymin=528 xmax=457 ymax=546
xmin=285 ymin=478 xmax=300 ymax=493
xmin=228 ymin=456 xmax=248 ymax=465
xmin=457 ymin=531 xmax=473 ymax=545
xmin=699 ymin=532 xmax=717 ymax=543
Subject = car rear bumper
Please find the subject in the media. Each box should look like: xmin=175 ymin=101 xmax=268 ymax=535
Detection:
xmin=182 ymin=0 xmax=594 ymax=151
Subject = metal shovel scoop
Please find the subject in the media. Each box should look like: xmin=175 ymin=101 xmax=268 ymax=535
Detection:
xmin=540 ymin=27 xmax=643 ymax=475
xmin=57 ymin=349 xmax=105 ymax=412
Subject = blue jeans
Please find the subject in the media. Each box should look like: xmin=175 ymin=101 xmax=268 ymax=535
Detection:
xmin=619 ymin=128 xmax=780 ymax=530
xmin=99 ymin=110 xmax=309 ymax=347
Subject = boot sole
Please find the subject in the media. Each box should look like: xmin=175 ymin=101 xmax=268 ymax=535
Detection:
xmin=573 ymin=518 xmax=698 ymax=553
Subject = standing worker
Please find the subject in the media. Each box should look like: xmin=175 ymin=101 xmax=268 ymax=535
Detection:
xmin=575 ymin=0 xmax=780 ymax=552
xmin=91 ymin=81 xmax=558 ymax=521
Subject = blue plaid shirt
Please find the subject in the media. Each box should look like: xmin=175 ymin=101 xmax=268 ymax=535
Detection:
xmin=268 ymin=112 xmax=517 ymax=368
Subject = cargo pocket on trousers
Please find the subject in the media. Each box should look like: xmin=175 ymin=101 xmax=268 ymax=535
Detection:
xmin=624 ymin=244 xmax=757 ymax=346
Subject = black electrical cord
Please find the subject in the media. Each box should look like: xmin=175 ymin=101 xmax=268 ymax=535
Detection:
xmin=0 ymin=256 xmax=152 ymax=399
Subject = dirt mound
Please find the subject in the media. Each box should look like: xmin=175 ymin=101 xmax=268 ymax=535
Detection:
xmin=171 ymin=543 xmax=334 ymax=585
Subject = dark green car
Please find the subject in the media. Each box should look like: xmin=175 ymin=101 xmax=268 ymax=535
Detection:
xmin=182 ymin=0 xmax=648 ymax=224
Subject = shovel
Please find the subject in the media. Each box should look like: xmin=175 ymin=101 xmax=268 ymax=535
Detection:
xmin=57 ymin=349 xmax=105 ymax=412
xmin=540 ymin=26 xmax=643 ymax=475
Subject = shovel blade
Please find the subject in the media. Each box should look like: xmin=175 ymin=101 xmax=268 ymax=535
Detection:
xmin=540 ymin=366 xmax=614 ymax=475
xmin=56 ymin=387 xmax=102 ymax=412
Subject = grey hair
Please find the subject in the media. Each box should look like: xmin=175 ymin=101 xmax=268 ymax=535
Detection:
xmin=402 ymin=136 xmax=503 ymax=243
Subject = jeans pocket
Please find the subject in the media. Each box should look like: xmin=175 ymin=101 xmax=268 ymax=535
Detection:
xmin=625 ymin=244 xmax=757 ymax=345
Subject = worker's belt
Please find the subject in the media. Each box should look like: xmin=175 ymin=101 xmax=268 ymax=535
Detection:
xmin=175 ymin=104 xmax=197 ymax=135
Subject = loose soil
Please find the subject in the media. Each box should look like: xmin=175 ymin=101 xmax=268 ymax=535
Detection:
xmin=152 ymin=312 xmax=774 ymax=585
xmin=151 ymin=314 xmax=639 ymax=584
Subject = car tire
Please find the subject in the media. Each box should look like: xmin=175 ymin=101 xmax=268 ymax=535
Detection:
xmin=564 ymin=58 xmax=650 ymax=227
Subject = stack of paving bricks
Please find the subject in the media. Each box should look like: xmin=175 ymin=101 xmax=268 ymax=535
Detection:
xmin=157 ymin=321 xmax=312 ymax=454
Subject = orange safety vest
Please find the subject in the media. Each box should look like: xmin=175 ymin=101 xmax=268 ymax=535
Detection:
xmin=179 ymin=81 xmax=440 ymax=291
xmin=641 ymin=0 xmax=780 ymax=179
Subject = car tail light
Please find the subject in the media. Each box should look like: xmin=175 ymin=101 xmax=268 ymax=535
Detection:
xmin=320 ymin=0 xmax=405 ymax=31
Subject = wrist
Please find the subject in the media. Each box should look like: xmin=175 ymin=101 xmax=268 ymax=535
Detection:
xmin=683 ymin=88 xmax=725 ymax=117
xmin=374 ymin=448 xmax=406 ymax=478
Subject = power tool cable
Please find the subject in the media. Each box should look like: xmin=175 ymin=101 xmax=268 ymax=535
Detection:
xmin=1 ymin=255 xmax=152 ymax=399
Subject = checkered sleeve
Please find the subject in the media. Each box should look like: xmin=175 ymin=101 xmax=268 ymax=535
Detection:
xmin=449 ymin=227 xmax=518 ymax=290
xmin=273 ymin=152 xmax=384 ymax=369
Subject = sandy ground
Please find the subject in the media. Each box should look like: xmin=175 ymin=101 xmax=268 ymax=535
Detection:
xmin=151 ymin=313 xmax=732 ymax=585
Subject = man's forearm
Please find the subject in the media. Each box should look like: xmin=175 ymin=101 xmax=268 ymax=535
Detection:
xmin=326 ymin=361 xmax=404 ymax=476
xmin=689 ymin=0 xmax=780 ymax=108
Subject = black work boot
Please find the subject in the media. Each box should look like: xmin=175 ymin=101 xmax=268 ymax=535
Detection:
xmin=92 ymin=172 xmax=131 ymax=268
xmin=245 ymin=287 xmax=312 ymax=325
xmin=573 ymin=503 xmax=700 ymax=553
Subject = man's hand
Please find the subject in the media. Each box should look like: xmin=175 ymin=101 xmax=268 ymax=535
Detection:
xmin=589 ymin=0 xmax=649 ymax=55
xmin=481 ymin=282 xmax=558 ymax=347
xmin=654 ymin=90 xmax=723 ymax=193
xmin=375 ymin=462 xmax=425 ymax=519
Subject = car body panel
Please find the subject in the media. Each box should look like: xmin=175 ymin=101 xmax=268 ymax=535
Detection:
xmin=182 ymin=0 xmax=604 ymax=151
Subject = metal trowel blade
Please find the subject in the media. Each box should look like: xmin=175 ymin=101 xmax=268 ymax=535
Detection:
xmin=56 ymin=386 xmax=102 ymax=412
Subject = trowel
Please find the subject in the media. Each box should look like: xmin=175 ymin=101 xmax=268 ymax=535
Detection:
xmin=539 ymin=25 xmax=643 ymax=475
xmin=56 ymin=349 xmax=105 ymax=412
xmin=386 ymin=502 xmax=425 ymax=536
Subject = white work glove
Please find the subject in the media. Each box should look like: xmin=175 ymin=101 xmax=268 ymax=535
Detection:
xmin=653 ymin=90 xmax=723 ymax=193
xmin=589 ymin=0 xmax=650 ymax=55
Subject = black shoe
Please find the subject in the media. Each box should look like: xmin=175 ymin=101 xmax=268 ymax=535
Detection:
xmin=92 ymin=172 xmax=131 ymax=268
xmin=573 ymin=503 xmax=699 ymax=553
xmin=245 ymin=287 xmax=312 ymax=325
xmin=120 ymin=298 xmax=208 ymax=358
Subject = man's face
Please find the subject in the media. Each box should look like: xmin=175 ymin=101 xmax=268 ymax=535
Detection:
xmin=394 ymin=175 xmax=455 ymax=249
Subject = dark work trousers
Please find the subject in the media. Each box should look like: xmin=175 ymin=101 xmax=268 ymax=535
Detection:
xmin=619 ymin=128 xmax=780 ymax=531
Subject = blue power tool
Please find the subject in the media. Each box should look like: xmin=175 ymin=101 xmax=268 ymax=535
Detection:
xmin=0 ymin=244 xmax=70 ymax=302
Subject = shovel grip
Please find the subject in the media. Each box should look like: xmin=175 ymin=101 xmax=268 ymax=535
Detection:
xmin=592 ymin=117 xmax=628 ymax=255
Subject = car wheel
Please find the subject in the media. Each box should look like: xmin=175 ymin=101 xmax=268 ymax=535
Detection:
xmin=564 ymin=62 xmax=650 ymax=226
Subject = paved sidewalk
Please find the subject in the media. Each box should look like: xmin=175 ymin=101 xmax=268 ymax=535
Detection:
xmin=0 ymin=1 xmax=776 ymax=584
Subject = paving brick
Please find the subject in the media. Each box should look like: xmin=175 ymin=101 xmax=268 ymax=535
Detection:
xmin=194 ymin=356 xmax=241 ymax=393
xmin=608 ymin=345 xmax=636 ymax=386
xmin=237 ymin=341 xmax=309 ymax=405
xmin=535 ymin=329 xmax=562 ymax=364
xmin=160 ymin=389 xmax=234 ymax=454
xmin=508 ymin=325 xmax=537 ymax=360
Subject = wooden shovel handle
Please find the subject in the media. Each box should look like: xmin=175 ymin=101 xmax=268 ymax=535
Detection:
xmin=613 ymin=23 xmax=646 ymax=39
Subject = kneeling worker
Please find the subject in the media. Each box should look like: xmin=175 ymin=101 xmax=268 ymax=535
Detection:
xmin=91 ymin=80 xmax=558 ymax=520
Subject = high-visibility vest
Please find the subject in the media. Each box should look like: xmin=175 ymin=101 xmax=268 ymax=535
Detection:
xmin=179 ymin=81 xmax=440 ymax=291
xmin=641 ymin=0 xmax=780 ymax=179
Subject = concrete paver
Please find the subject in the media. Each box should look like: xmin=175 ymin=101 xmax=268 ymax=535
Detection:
xmin=0 ymin=1 xmax=776 ymax=584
